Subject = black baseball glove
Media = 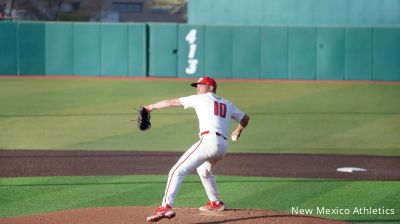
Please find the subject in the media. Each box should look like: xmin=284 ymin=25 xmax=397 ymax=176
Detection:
xmin=137 ymin=107 xmax=151 ymax=131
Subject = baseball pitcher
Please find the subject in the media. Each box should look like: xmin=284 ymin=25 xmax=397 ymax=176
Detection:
xmin=144 ymin=76 xmax=250 ymax=222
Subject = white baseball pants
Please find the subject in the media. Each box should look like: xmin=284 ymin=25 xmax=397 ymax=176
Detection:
xmin=161 ymin=133 xmax=228 ymax=207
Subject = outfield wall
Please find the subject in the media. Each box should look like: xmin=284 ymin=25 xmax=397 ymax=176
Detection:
xmin=0 ymin=21 xmax=399 ymax=81
xmin=0 ymin=22 xmax=146 ymax=77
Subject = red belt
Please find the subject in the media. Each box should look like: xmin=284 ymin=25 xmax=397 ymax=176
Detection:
xmin=200 ymin=131 xmax=227 ymax=140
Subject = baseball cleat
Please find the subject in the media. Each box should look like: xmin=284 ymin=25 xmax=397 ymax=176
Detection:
xmin=146 ymin=204 xmax=176 ymax=222
xmin=199 ymin=201 xmax=226 ymax=212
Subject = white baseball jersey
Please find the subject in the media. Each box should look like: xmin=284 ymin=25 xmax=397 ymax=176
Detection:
xmin=179 ymin=92 xmax=245 ymax=138
xmin=161 ymin=92 xmax=245 ymax=208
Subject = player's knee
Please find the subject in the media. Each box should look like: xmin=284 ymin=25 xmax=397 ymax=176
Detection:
xmin=197 ymin=167 xmax=212 ymax=178
xmin=169 ymin=167 xmax=188 ymax=177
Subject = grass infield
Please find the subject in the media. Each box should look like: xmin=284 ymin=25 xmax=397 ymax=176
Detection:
xmin=0 ymin=175 xmax=399 ymax=223
xmin=0 ymin=77 xmax=399 ymax=155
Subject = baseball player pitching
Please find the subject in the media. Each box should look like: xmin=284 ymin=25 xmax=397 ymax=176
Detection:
xmin=144 ymin=76 xmax=250 ymax=222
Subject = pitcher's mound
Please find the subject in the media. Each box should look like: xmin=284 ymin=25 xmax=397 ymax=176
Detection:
xmin=0 ymin=206 xmax=349 ymax=224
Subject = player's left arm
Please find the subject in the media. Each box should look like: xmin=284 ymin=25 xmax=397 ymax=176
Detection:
xmin=231 ymin=114 xmax=250 ymax=141
xmin=145 ymin=98 xmax=182 ymax=112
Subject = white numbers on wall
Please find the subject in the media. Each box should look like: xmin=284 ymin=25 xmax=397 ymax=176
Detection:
xmin=185 ymin=29 xmax=198 ymax=75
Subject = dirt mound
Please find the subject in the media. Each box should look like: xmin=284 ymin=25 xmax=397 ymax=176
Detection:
xmin=0 ymin=206 xmax=349 ymax=224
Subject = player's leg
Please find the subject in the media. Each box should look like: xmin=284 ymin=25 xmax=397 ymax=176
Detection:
xmin=148 ymin=139 xmax=208 ymax=222
xmin=197 ymin=136 xmax=228 ymax=211
xmin=197 ymin=160 xmax=226 ymax=211
xmin=197 ymin=161 xmax=220 ymax=202
xmin=162 ymin=138 xmax=209 ymax=207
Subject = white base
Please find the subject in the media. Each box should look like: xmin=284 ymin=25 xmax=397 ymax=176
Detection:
xmin=337 ymin=167 xmax=368 ymax=173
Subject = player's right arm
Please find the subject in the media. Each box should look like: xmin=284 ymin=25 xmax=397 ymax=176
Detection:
xmin=231 ymin=114 xmax=250 ymax=141
xmin=145 ymin=98 xmax=182 ymax=112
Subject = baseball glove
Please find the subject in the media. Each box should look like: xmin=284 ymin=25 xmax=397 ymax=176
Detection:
xmin=137 ymin=107 xmax=151 ymax=131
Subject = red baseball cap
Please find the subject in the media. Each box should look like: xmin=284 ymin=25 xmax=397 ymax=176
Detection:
xmin=190 ymin=76 xmax=217 ymax=90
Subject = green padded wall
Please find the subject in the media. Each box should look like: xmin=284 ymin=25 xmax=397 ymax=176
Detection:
xmin=204 ymin=26 xmax=232 ymax=78
xmin=101 ymin=24 xmax=128 ymax=76
xmin=316 ymin=28 xmax=345 ymax=80
xmin=232 ymin=26 xmax=260 ymax=79
xmin=0 ymin=21 xmax=399 ymax=81
xmin=0 ymin=22 xmax=146 ymax=77
xmin=261 ymin=27 xmax=288 ymax=79
xmin=128 ymin=24 xmax=146 ymax=76
xmin=148 ymin=23 xmax=178 ymax=77
xmin=45 ymin=22 xmax=73 ymax=76
xmin=374 ymin=28 xmax=400 ymax=81
xmin=19 ymin=22 xmax=45 ymax=76
xmin=288 ymin=27 xmax=316 ymax=80
xmin=73 ymin=23 xmax=101 ymax=76
xmin=177 ymin=25 xmax=204 ymax=78
xmin=0 ymin=22 xmax=17 ymax=75
xmin=345 ymin=28 xmax=373 ymax=80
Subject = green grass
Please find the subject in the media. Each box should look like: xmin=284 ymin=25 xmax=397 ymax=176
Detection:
xmin=0 ymin=175 xmax=399 ymax=223
xmin=1 ymin=78 xmax=399 ymax=223
xmin=0 ymin=78 xmax=399 ymax=155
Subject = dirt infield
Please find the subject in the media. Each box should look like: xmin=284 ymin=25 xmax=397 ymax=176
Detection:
xmin=0 ymin=206 xmax=350 ymax=224
xmin=1 ymin=149 xmax=399 ymax=223
xmin=1 ymin=150 xmax=399 ymax=179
